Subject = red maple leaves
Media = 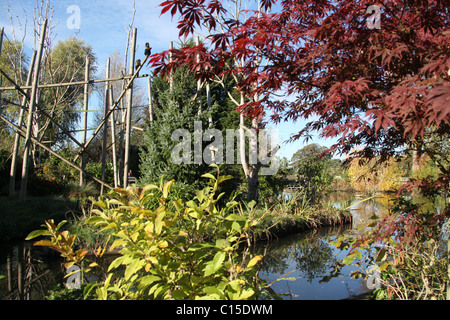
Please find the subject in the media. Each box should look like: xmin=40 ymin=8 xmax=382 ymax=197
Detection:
xmin=152 ymin=0 xmax=449 ymax=161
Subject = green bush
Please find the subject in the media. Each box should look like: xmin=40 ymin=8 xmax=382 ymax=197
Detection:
xmin=27 ymin=168 xmax=269 ymax=300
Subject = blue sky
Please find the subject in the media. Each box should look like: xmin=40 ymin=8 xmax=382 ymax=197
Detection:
xmin=1 ymin=0 xmax=340 ymax=161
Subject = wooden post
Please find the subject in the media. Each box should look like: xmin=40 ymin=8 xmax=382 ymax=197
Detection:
xmin=147 ymin=75 xmax=153 ymax=126
xmin=19 ymin=19 xmax=47 ymax=202
xmin=0 ymin=74 xmax=150 ymax=91
xmin=72 ymin=52 xmax=149 ymax=165
xmin=17 ymin=243 xmax=24 ymax=300
xmin=6 ymin=252 xmax=12 ymax=292
xmin=80 ymin=56 xmax=90 ymax=186
xmin=1 ymin=113 xmax=114 ymax=190
xmin=0 ymin=26 xmax=3 ymax=56
xmin=196 ymin=36 xmax=202 ymax=115
xmin=169 ymin=41 xmax=173 ymax=90
xmin=9 ymin=51 xmax=37 ymax=197
xmin=100 ymin=58 xmax=110 ymax=194
xmin=123 ymin=28 xmax=136 ymax=187
xmin=109 ymin=86 xmax=118 ymax=188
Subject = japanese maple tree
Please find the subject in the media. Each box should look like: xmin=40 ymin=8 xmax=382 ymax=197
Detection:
xmin=150 ymin=0 xmax=449 ymax=216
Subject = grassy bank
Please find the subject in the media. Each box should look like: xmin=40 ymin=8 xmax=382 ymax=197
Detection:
xmin=251 ymin=195 xmax=352 ymax=242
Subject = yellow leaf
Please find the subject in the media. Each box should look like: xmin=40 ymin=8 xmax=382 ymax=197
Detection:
xmin=147 ymin=256 xmax=158 ymax=265
xmin=33 ymin=239 xmax=54 ymax=247
xmin=178 ymin=231 xmax=188 ymax=237
xmin=247 ymin=255 xmax=263 ymax=269
xmin=158 ymin=240 xmax=168 ymax=248
xmin=162 ymin=180 xmax=174 ymax=198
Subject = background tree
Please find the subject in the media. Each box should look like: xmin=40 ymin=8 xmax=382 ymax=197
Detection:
xmin=37 ymin=37 xmax=97 ymax=154
xmin=290 ymin=143 xmax=337 ymax=195
xmin=139 ymin=64 xmax=209 ymax=192
xmin=139 ymin=47 xmax=241 ymax=198
xmin=151 ymin=0 xmax=278 ymax=203
xmin=0 ymin=39 xmax=29 ymax=153
xmin=347 ymin=157 xmax=406 ymax=193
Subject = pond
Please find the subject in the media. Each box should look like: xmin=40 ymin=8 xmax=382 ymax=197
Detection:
xmin=1 ymin=192 xmax=446 ymax=300
xmin=255 ymin=191 xmax=449 ymax=300
xmin=0 ymin=241 xmax=64 ymax=300
xmin=253 ymin=192 xmax=376 ymax=300
xmin=254 ymin=225 xmax=368 ymax=300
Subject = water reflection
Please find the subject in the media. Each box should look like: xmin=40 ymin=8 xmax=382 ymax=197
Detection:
xmin=0 ymin=241 xmax=63 ymax=300
xmin=256 ymin=191 xmax=448 ymax=300
xmin=255 ymin=226 xmax=370 ymax=300
xmin=1 ymin=192 xmax=446 ymax=300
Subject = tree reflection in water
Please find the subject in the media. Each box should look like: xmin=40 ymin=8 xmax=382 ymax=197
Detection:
xmin=254 ymin=225 xmax=370 ymax=300
xmin=254 ymin=192 xmax=448 ymax=299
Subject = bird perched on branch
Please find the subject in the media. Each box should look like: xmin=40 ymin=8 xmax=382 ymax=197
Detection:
xmin=144 ymin=42 xmax=152 ymax=57
xmin=135 ymin=59 xmax=141 ymax=75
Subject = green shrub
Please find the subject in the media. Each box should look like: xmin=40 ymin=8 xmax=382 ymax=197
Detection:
xmin=27 ymin=168 xmax=269 ymax=300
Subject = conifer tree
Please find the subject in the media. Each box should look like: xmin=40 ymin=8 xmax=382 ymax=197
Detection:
xmin=139 ymin=58 xmax=241 ymax=196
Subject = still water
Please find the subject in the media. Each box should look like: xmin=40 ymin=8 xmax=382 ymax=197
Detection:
xmin=253 ymin=192 xmax=375 ymax=300
xmin=255 ymin=192 xmax=448 ymax=300
xmin=1 ymin=192 xmax=443 ymax=300
xmin=255 ymin=227 xmax=368 ymax=299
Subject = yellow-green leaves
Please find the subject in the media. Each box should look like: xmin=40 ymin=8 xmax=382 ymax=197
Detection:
xmin=25 ymin=219 xmax=88 ymax=271
xmin=204 ymin=251 xmax=226 ymax=277
xmin=247 ymin=255 xmax=263 ymax=269
xmin=26 ymin=169 xmax=267 ymax=300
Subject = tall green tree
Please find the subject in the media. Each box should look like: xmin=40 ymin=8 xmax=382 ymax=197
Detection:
xmin=139 ymin=58 xmax=241 ymax=196
xmin=0 ymin=39 xmax=29 ymax=153
xmin=37 ymin=37 xmax=97 ymax=151
xmin=291 ymin=143 xmax=335 ymax=195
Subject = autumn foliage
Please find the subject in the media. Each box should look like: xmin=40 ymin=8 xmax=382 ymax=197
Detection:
xmin=152 ymin=0 xmax=449 ymax=151
xmin=152 ymin=0 xmax=449 ymax=298
xmin=347 ymin=157 xmax=406 ymax=193
xmin=152 ymin=0 xmax=449 ymax=196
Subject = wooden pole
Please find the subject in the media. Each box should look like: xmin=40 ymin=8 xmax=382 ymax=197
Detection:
xmin=17 ymin=243 xmax=24 ymax=300
xmin=123 ymin=28 xmax=136 ymax=187
xmin=0 ymin=114 xmax=113 ymax=190
xmin=169 ymin=41 xmax=173 ymax=90
xmin=0 ymin=26 xmax=3 ymax=56
xmin=6 ymin=252 xmax=12 ymax=292
xmin=80 ymin=56 xmax=90 ymax=186
xmin=0 ymin=73 xmax=150 ymax=91
xmin=147 ymin=75 xmax=153 ymax=126
xmin=19 ymin=19 xmax=47 ymax=202
xmin=109 ymin=85 xmax=118 ymax=188
xmin=72 ymin=52 xmax=149 ymax=164
xmin=2 ymin=68 xmax=86 ymax=151
xmin=9 ymin=51 xmax=37 ymax=197
xmin=100 ymin=58 xmax=110 ymax=194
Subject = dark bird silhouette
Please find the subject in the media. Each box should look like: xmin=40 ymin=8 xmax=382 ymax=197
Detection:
xmin=144 ymin=42 xmax=152 ymax=57
xmin=135 ymin=59 xmax=141 ymax=75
